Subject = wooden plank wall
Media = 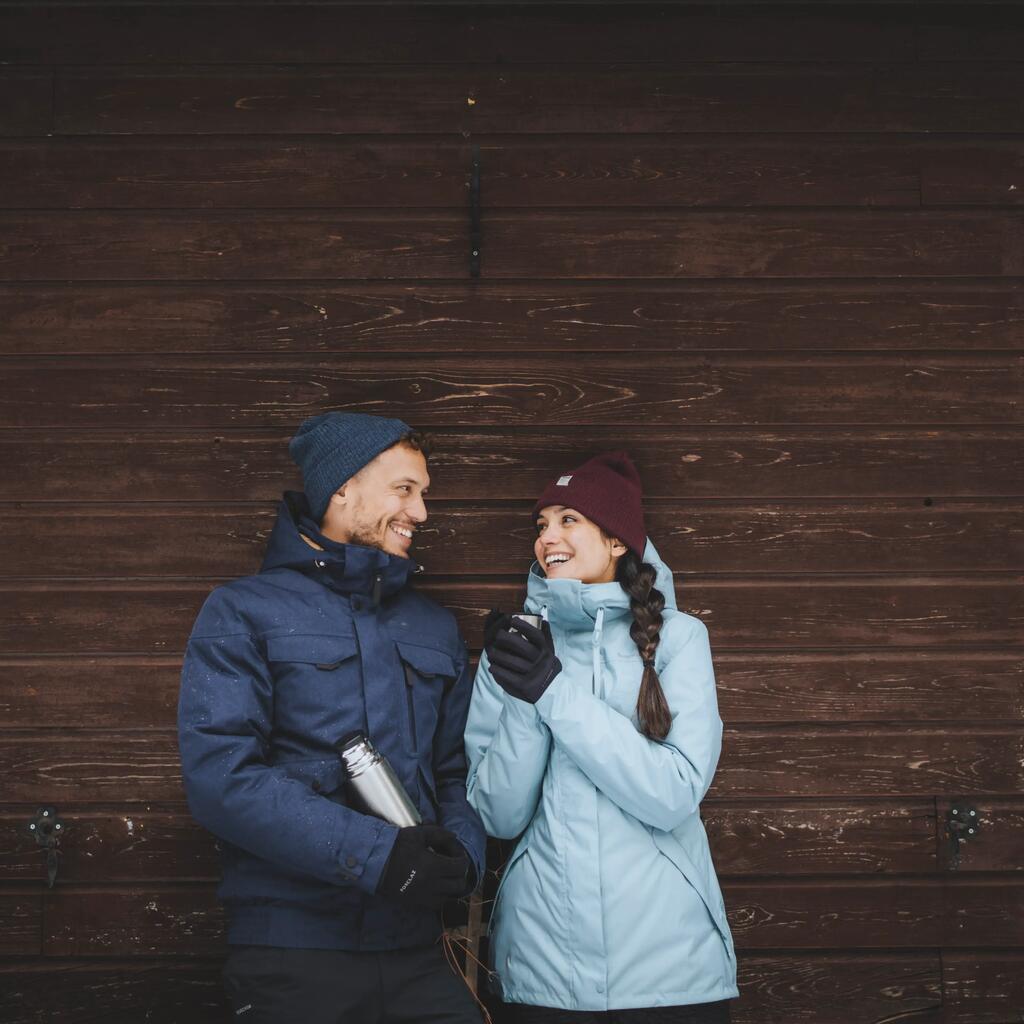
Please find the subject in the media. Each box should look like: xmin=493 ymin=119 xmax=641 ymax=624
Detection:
xmin=1 ymin=3 xmax=1022 ymax=1021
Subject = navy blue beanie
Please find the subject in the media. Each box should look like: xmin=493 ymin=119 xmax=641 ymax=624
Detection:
xmin=289 ymin=412 xmax=412 ymax=521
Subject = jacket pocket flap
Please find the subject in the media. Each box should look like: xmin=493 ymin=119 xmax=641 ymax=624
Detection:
xmin=279 ymin=757 xmax=344 ymax=794
xmin=266 ymin=633 xmax=358 ymax=666
xmin=395 ymin=641 xmax=456 ymax=679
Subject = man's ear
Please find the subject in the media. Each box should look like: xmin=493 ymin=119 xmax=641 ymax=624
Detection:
xmin=327 ymin=485 xmax=347 ymax=507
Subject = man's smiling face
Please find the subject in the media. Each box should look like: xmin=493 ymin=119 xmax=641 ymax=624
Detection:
xmin=320 ymin=442 xmax=429 ymax=558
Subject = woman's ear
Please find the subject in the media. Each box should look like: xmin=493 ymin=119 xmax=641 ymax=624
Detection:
xmin=610 ymin=537 xmax=628 ymax=557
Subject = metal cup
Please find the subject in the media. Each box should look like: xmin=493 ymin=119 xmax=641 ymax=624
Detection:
xmin=509 ymin=613 xmax=542 ymax=633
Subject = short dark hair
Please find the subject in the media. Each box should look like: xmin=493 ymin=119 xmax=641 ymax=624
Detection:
xmin=399 ymin=430 xmax=435 ymax=460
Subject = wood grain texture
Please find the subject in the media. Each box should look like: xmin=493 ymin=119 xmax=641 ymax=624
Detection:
xmin=2 ymin=725 xmax=1020 ymax=802
xmin=940 ymin=952 xmax=1024 ymax=1024
xmin=725 ymin=878 xmax=1024 ymax=949
xmin=4 ymin=210 xmax=1024 ymax=280
xmin=0 ymin=961 xmax=225 ymax=1024
xmin=0 ymin=73 xmax=52 ymax=137
xmin=26 ymin=879 xmax=1024 ymax=956
xmin=2 ymin=280 xmax=1023 ymax=355
xmin=1 ymin=501 xmax=1016 ymax=577
xmin=0 ymin=135 xmax=935 ymax=210
xmin=1 ymin=354 xmax=1018 ymax=428
xmin=0 ymin=5 xmax=922 ymax=65
xmin=0 ymin=895 xmax=41 ymax=955
xmin=2 ymin=652 xmax=1020 ymax=729
xmin=4 ymin=134 xmax=1021 ymax=211
xmin=3 ymin=429 xmax=1018 ymax=501
xmin=1 ymin=576 xmax=1020 ymax=653
xmin=53 ymin=64 xmax=1024 ymax=135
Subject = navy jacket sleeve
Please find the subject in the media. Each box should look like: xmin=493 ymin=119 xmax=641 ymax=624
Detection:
xmin=177 ymin=588 xmax=399 ymax=894
xmin=432 ymin=646 xmax=487 ymax=887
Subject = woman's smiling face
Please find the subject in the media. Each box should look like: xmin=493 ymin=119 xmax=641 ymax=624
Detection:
xmin=534 ymin=505 xmax=627 ymax=584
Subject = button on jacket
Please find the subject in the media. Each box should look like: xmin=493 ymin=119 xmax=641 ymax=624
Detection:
xmin=465 ymin=541 xmax=738 ymax=1011
xmin=178 ymin=491 xmax=486 ymax=950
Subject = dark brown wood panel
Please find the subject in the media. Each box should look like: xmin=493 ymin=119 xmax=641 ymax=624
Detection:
xmin=3 ymin=429 xmax=1019 ymax=501
xmin=0 ymin=895 xmax=41 ymax=956
xmin=918 ymin=6 xmax=1024 ymax=62
xmin=4 ymin=281 xmax=1022 ymax=355
xmin=4 ymin=652 xmax=1019 ymax=730
xmin=8 ymin=798 xmax=988 ymax=882
xmin=44 ymin=887 xmax=225 ymax=957
xmin=0 ymin=5 xmax=920 ymax=65
xmin=725 ymin=878 xmax=1024 ymax=949
xmin=714 ymin=652 xmax=1024 ymax=725
xmin=1 ymin=576 xmax=1020 ymax=653
xmin=934 ymin=799 xmax=1024 ymax=874
xmin=941 ymin=952 xmax=1024 ymax=1024
xmin=0 ymin=72 xmax=52 ymax=137
xmin=54 ymin=64 xmax=1024 ymax=135
xmin=0 ymin=135 xmax=937 ymax=210
xmin=7 ymin=134 xmax=1019 ymax=211
xmin=706 ymin=800 xmax=938 ymax=876
xmin=921 ymin=140 xmax=1024 ymax=208
xmin=1 ymin=811 xmax=220 ymax=884
xmin=4 ymin=211 xmax=1024 ymax=281
xmin=1 ymin=501 xmax=1016 ymax=577
xmin=0 ymin=961 xmax=225 ymax=1024
xmin=2 ymin=354 xmax=1018 ymax=428
xmin=733 ymin=954 xmax=941 ymax=1024
xmin=32 ymin=879 xmax=1024 ymax=956
xmin=3 ymin=725 xmax=1021 ymax=802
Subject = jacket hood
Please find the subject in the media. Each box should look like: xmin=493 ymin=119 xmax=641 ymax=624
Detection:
xmin=260 ymin=491 xmax=417 ymax=601
xmin=524 ymin=537 xmax=677 ymax=629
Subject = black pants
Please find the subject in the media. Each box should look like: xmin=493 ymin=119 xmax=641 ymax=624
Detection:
xmin=500 ymin=1000 xmax=732 ymax=1024
xmin=222 ymin=943 xmax=483 ymax=1024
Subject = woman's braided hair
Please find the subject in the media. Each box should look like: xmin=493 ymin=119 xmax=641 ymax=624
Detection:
xmin=616 ymin=549 xmax=672 ymax=740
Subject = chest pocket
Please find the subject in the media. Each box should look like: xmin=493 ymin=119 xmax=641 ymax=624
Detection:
xmin=395 ymin=640 xmax=456 ymax=756
xmin=265 ymin=634 xmax=361 ymax=745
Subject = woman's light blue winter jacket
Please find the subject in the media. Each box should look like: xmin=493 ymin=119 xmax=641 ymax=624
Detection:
xmin=465 ymin=540 xmax=739 ymax=1011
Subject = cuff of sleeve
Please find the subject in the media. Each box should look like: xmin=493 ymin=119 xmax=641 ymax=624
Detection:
xmin=533 ymin=669 xmax=571 ymax=723
xmin=333 ymin=812 xmax=399 ymax=894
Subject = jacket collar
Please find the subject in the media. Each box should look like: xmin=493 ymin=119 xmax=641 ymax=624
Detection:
xmin=523 ymin=538 xmax=677 ymax=629
xmin=260 ymin=491 xmax=416 ymax=603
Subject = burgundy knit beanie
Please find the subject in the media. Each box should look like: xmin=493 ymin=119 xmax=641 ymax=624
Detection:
xmin=532 ymin=451 xmax=646 ymax=557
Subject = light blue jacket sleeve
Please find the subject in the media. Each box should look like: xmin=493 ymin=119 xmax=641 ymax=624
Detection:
xmin=533 ymin=617 xmax=723 ymax=833
xmin=464 ymin=650 xmax=553 ymax=839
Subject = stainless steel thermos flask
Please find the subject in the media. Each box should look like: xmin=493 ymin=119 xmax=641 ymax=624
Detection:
xmin=335 ymin=732 xmax=422 ymax=827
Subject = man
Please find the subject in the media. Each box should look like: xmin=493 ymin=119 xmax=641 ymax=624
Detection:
xmin=178 ymin=411 xmax=486 ymax=1024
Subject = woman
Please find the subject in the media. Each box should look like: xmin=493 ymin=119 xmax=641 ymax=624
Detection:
xmin=465 ymin=452 xmax=738 ymax=1022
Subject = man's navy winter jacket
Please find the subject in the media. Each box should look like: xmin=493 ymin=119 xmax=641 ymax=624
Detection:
xmin=178 ymin=492 xmax=486 ymax=950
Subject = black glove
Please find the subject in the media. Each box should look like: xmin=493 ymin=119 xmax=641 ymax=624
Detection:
xmin=377 ymin=825 xmax=471 ymax=909
xmin=483 ymin=609 xmax=512 ymax=650
xmin=485 ymin=617 xmax=562 ymax=704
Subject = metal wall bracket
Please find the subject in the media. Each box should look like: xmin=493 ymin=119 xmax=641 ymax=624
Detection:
xmin=27 ymin=806 xmax=65 ymax=887
xmin=944 ymin=800 xmax=980 ymax=871
xmin=469 ymin=144 xmax=481 ymax=278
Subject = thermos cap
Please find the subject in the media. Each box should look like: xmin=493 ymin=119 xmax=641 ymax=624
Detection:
xmin=336 ymin=730 xmax=367 ymax=753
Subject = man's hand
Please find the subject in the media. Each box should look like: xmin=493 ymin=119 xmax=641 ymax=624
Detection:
xmin=377 ymin=825 xmax=471 ymax=909
xmin=485 ymin=618 xmax=561 ymax=705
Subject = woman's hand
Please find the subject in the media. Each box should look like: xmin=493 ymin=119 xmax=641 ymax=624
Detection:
xmin=484 ymin=615 xmax=562 ymax=704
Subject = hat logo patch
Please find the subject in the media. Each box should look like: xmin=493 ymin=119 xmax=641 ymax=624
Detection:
xmin=556 ymin=475 xmax=573 ymax=486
